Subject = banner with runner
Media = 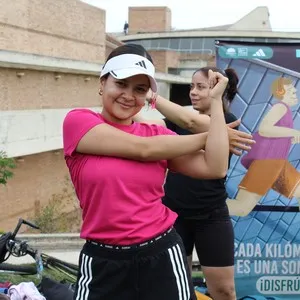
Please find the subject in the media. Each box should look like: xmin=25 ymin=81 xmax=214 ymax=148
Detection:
xmin=216 ymin=40 xmax=300 ymax=299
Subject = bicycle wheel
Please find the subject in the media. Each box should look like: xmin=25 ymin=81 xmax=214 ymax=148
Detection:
xmin=0 ymin=263 xmax=37 ymax=275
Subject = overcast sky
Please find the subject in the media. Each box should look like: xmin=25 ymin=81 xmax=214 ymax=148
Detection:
xmin=82 ymin=0 xmax=300 ymax=33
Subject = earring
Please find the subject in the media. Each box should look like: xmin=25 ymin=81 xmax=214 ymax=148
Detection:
xmin=99 ymin=89 xmax=103 ymax=96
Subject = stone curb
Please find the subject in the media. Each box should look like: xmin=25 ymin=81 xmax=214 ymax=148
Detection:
xmin=16 ymin=233 xmax=84 ymax=251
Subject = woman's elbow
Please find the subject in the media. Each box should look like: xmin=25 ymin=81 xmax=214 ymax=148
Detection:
xmin=181 ymin=117 xmax=196 ymax=131
xmin=133 ymin=140 xmax=154 ymax=161
xmin=139 ymin=146 xmax=154 ymax=161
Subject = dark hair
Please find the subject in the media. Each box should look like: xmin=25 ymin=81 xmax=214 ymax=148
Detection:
xmin=105 ymin=43 xmax=153 ymax=64
xmin=193 ymin=67 xmax=239 ymax=112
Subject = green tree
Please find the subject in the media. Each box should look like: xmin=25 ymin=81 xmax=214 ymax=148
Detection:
xmin=0 ymin=151 xmax=16 ymax=185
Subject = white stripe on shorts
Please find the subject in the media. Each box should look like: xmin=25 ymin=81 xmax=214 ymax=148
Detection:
xmin=76 ymin=253 xmax=93 ymax=300
xmin=168 ymin=244 xmax=191 ymax=300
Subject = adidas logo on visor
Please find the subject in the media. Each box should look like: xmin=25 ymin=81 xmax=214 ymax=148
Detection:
xmin=135 ymin=60 xmax=147 ymax=69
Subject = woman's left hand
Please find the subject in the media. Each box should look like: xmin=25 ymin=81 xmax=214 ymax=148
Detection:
xmin=208 ymin=69 xmax=229 ymax=100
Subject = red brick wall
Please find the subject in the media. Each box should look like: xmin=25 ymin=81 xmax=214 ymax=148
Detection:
xmin=0 ymin=68 xmax=100 ymax=110
xmin=128 ymin=7 xmax=171 ymax=34
xmin=0 ymin=0 xmax=106 ymax=63
xmin=148 ymin=50 xmax=179 ymax=73
xmin=0 ymin=150 xmax=77 ymax=231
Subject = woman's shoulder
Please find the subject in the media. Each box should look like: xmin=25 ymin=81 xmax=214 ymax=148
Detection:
xmin=63 ymin=109 xmax=103 ymax=135
xmin=64 ymin=109 xmax=102 ymax=125
xmin=66 ymin=108 xmax=100 ymax=118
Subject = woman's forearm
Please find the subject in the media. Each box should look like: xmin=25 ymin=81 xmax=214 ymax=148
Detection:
xmin=155 ymin=95 xmax=210 ymax=132
xmin=143 ymin=132 xmax=207 ymax=161
xmin=77 ymin=122 xmax=207 ymax=162
xmin=203 ymin=97 xmax=229 ymax=176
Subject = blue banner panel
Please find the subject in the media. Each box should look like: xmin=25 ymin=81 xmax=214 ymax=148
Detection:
xmin=216 ymin=40 xmax=300 ymax=299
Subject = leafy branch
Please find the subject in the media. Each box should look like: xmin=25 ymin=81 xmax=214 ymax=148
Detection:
xmin=0 ymin=151 xmax=16 ymax=185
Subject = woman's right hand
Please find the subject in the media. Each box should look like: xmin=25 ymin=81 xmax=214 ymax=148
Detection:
xmin=227 ymin=120 xmax=255 ymax=155
xmin=208 ymin=70 xmax=229 ymax=100
xmin=146 ymin=90 xmax=156 ymax=103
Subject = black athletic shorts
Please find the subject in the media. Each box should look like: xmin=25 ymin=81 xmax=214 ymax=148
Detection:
xmin=174 ymin=205 xmax=234 ymax=267
xmin=73 ymin=228 xmax=196 ymax=300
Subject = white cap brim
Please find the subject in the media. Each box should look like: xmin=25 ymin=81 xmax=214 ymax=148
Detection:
xmin=100 ymin=54 xmax=157 ymax=92
xmin=110 ymin=67 xmax=157 ymax=92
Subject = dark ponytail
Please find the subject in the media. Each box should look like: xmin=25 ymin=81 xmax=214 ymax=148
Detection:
xmin=224 ymin=68 xmax=239 ymax=103
xmin=193 ymin=66 xmax=239 ymax=112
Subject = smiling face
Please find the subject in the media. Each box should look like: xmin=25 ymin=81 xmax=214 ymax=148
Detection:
xmin=189 ymin=71 xmax=211 ymax=114
xmin=100 ymin=74 xmax=150 ymax=125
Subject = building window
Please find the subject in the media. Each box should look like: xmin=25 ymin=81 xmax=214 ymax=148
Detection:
xmin=170 ymin=38 xmax=180 ymax=50
xmin=125 ymin=37 xmax=300 ymax=54
xmin=254 ymin=38 xmax=266 ymax=43
xmin=141 ymin=39 xmax=151 ymax=48
xmin=159 ymin=39 xmax=170 ymax=49
xmin=180 ymin=38 xmax=193 ymax=51
xmin=203 ymin=38 xmax=216 ymax=54
xmin=150 ymin=39 xmax=160 ymax=49
xmin=191 ymin=38 xmax=203 ymax=51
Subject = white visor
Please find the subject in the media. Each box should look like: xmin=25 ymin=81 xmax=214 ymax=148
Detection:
xmin=100 ymin=54 xmax=157 ymax=92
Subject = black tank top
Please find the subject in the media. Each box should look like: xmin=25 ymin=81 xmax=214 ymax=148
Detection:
xmin=163 ymin=112 xmax=238 ymax=219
